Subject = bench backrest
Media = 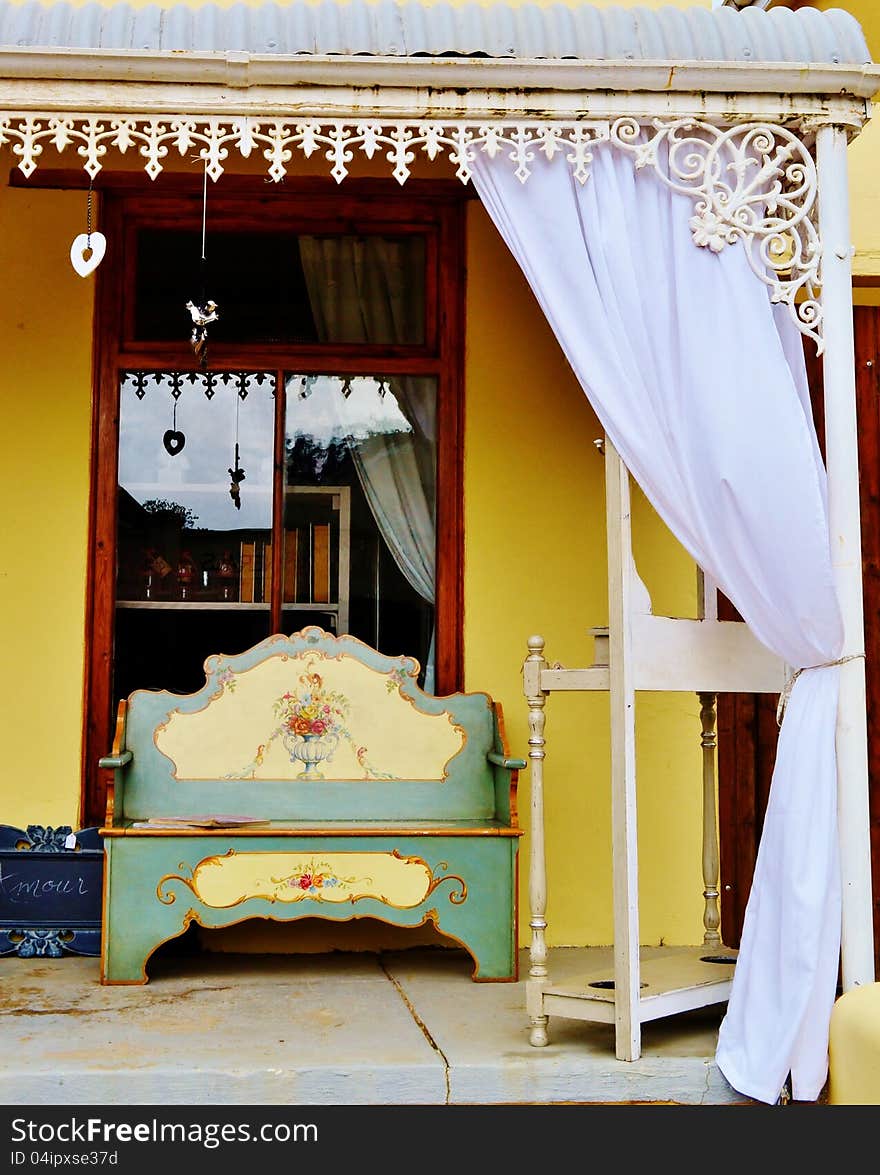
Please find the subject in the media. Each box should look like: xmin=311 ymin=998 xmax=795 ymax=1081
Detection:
xmin=118 ymin=628 xmax=503 ymax=823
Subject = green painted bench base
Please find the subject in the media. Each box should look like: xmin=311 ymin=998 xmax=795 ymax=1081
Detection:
xmin=102 ymin=831 xmax=518 ymax=983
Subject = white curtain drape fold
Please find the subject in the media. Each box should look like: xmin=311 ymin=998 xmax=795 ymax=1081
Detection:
xmin=298 ymin=236 xmax=437 ymax=690
xmin=471 ymin=147 xmax=845 ymax=1105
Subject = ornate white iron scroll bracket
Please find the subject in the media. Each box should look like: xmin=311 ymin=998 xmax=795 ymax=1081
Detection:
xmin=610 ymin=117 xmax=823 ymax=353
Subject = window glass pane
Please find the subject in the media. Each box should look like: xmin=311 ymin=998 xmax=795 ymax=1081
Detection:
xmin=115 ymin=370 xmax=275 ymax=697
xmin=284 ymin=373 xmax=437 ymax=689
xmin=133 ymin=231 xmax=425 ymax=345
xmin=134 ymin=232 xmax=318 ymax=345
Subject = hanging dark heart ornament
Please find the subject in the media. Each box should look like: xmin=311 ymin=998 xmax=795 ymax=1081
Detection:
xmin=163 ymin=429 xmax=186 ymax=456
xmin=163 ymin=379 xmax=186 ymax=456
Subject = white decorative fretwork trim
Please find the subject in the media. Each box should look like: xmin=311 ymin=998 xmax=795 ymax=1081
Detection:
xmin=0 ymin=113 xmax=822 ymax=348
xmin=0 ymin=114 xmax=613 ymax=185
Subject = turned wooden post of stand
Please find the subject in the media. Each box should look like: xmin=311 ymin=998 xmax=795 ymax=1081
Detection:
xmin=523 ymin=635 xmax=550 ymax=1047
xmin=698 ymin=691 xmax=721 ymax=948
xmin=696 ymin=568 xmax=721 ymax=948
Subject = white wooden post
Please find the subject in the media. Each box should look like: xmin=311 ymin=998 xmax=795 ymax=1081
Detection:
xmin=523 ymin=635 xmax=550 ymax=1046
xmin=605 ymin=439 xmax=641 ymax=1061
xmin=696 ymin=569 xmax=721 ymax=947
xmin=816 ymin=123 xmax=876 ymax=990
xmin=698 ymin=692 xmax=721 ymax=947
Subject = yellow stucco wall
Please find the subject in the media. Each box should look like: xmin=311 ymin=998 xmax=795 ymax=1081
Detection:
xmin=8 ymin=0 xmax=868 ymax=953
xmin=829 ymin=1 xmax=879 ymax=278
xmin=769 ymin=0 xmax=880 ymax=278
xmin=0 ymin=183 xmax=93 ymax=828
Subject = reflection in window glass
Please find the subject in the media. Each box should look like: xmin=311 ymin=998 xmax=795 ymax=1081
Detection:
xmin=284 ymin=374 xmax=437 ymax=689
xmin=114 ymin=371 xmax=275 ymax=697
xmin=118 ymin=372 xmax=274 ymax=538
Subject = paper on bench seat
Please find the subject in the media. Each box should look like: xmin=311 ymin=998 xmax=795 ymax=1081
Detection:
xmin=130 ymin=815 xmax=270 ymax=829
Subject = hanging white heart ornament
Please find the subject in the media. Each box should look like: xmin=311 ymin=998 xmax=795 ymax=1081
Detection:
xmin=70 ymin=232 xmax=107 ymax=277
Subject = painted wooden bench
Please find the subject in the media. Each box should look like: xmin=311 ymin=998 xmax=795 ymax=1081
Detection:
xmin=99 ymin=626 xmax=524 ymax=984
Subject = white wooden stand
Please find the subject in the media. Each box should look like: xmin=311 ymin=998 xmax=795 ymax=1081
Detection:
xmin=523 ymin=437 xmax=788 ymax=1061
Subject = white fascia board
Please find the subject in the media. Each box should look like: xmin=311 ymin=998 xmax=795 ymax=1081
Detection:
xmin=0 ymin=77 xmax=871 ymax=127
xmin=0 ymin=46 xmax=878 ymax=102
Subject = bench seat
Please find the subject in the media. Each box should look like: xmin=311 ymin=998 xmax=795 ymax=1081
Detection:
xmin=99 ymin=628 xmax=524 ymax=984
xmin=108 ymin=819 xmax=520 ymax=835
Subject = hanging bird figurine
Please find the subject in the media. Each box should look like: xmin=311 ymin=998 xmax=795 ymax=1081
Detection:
xmin=186 ymin=299 xmax=219 ymax=370
xmin=228 ymin=443 xmax=246 ymax=510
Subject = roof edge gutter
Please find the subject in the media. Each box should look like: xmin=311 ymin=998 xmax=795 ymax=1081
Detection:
xmin=1 ymin=46 xmax=879 ymax=100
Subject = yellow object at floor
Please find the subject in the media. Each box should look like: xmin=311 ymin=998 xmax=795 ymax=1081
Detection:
xmin=828 ymin=982 xmax=880 ymax=1104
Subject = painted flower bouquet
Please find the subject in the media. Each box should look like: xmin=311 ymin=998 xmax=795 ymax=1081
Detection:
xmin=274 ymin=669 xmax=350 ymax=740
xmin=272 ymin=667 xmax=351 ymax=778
xmin=225 ymin=655 xmax=399 ymax=782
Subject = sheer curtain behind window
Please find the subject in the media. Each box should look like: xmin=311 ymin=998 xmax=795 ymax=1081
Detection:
xmin=298 ymin=236 xmax=437 ymax=689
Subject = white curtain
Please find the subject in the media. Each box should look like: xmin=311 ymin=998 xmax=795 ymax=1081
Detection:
xmin=298 ymin=236 xmax=437 ymax=690
xmin=471 ymin=148 xmax=845 ymax=1105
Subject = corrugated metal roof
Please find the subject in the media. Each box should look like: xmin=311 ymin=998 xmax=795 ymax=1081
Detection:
xmin=0 ymin=1 xmax=872 ymax=65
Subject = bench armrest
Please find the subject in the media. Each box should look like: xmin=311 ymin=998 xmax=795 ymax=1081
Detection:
xmin=487 ymin=751 xmax=527 ymax=771
xmin=100 ymin=700 xmax=130 ymax=829
xmin=99 ymin=751 xmax=133 ymax=770
xmin=487 ymin=702 xmax=524 ymax=828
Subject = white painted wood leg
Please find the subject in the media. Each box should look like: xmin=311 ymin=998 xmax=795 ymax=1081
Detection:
xmin=523 ymin=635 xmax=550 ymax=1047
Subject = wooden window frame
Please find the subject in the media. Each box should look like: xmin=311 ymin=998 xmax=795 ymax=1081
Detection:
xmin=83 ymin=177 xmax=467 ymax=826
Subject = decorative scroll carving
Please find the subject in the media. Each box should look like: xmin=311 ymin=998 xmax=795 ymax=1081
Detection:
xmin=4 ymin=927 xmax=74 ymax=957
xmin=120 ymin=370 xmax=271 ymax=403
xmin=611 ymin=118 xmax=822 ymax=351
xmin=14 ymin=825 xmax=73 ymax=852
xmin=0 ymin=113 xmax=823 ymax=345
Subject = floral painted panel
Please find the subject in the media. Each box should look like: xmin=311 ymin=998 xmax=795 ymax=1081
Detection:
xmin=155 ymin=652 xmax=465 ymax=782
xmin=158 ymin=850 xmax=467 ymax=910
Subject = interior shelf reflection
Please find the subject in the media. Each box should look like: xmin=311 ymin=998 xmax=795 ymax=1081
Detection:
xmin=115 ymin=601 xmax=341 ymax=611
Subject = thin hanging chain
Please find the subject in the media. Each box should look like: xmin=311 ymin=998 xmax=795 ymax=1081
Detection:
xmin=86 ymin=176 xmax=94 ymax=248
xmin=200 ymin=162 xmax=208 ymax=306
xmin=201 ymin=162 xmax=208 ymax=264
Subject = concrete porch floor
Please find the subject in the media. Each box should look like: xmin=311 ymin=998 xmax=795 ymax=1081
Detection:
xmin=0 ymin=943 xmax=753 ymax=1106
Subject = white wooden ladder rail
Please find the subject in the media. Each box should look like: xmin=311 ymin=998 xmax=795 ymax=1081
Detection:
xmin=523 ymin=436 xmax=788 ymax=1061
